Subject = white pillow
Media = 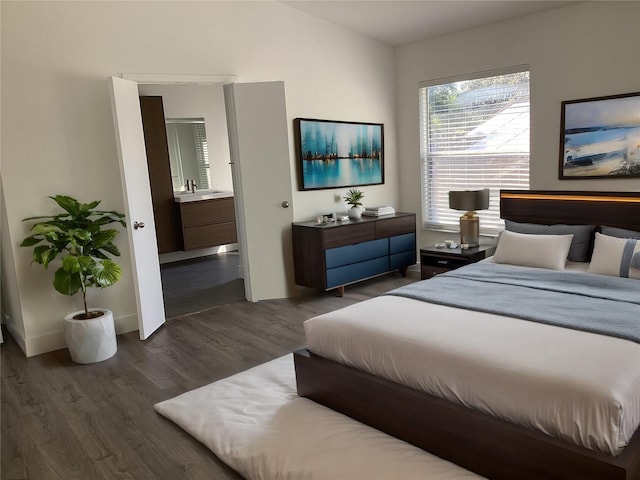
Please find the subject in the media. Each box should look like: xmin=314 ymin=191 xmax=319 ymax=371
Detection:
xmin=588 ymin=232 xmax=640 ymax=279
xmin=493 ymin=230 xmax=573 ymax=270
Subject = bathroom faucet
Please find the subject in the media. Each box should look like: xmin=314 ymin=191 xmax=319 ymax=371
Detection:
xmin=185 ymin=179 xmax=197 ymax=193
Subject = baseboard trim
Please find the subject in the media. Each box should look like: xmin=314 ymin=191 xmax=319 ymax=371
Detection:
xmin=159 ymin=245 xmax=239 ymax=265
xmin=24 ymin=330 xmax=66 ymax=358
xmin=5 ymin=322 xmax=27 ymax=355
xmin=116 ymin=313 xmax=139 ymax=335
xmin=20 ymin=312 xmax=140 ymax=358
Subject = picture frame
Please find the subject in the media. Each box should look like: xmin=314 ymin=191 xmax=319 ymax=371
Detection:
xmin=294 ymin=118 xmax=384 ymax=190
xmin=559 ymin=91 xmax=640 ymax=179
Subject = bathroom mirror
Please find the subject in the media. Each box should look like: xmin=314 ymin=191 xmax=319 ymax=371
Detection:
xmin=166 ymin=118 xmax=211 ymax=192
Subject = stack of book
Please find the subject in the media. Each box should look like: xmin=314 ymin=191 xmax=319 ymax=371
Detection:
xmin=363 ymin=206 xmax=396 ymax=217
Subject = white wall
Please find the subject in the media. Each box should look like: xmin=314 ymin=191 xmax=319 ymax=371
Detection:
xmin=396 ymin=1 xmax=640 ymax=246
xmin=1 ymin=180 xmax=24 ymax=349
xmin=1 ymin=1 xmax=396 ymax=356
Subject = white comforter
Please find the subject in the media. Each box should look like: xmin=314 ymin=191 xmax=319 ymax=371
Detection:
xmin=305 ymin=273 xmax=640 ymax=455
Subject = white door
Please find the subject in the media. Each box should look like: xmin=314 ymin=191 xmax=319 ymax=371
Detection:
xmin=225 ymin=82 xmax=294 ymax=301
xmin=109 ymin=76 xmax=166 ymax=339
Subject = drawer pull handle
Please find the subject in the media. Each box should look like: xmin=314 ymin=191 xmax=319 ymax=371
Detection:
xmin=437 ymin=260 xmax=449 ymax=265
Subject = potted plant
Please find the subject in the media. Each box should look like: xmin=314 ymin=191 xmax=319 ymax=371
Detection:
xmin=21 ymin=195 xmax=126 ymax=363
xmin=344 ymin=188 xmax=365 ymax=220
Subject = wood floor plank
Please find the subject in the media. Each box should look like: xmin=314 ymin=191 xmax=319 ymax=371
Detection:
xmin=2 ymin=272 xmax=416 ymax=479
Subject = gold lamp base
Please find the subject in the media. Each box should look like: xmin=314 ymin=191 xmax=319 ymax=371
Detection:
xmin=459 ymin=211 xmax=479 ymax=248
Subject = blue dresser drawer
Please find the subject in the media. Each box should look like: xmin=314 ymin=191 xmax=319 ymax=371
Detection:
xmin=325 ymin=238 xmax=388 ymax=269
xmin=326 ymin=256 xmax=389 ymax=288
xmin=390 ymin=250 xmax=416 ymax=270
xmin=390 ymin=233 xmax=415 ymax=254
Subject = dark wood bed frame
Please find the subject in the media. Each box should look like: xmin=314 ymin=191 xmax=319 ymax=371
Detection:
xmin=295 ymin=190 xmax=640 ymax=480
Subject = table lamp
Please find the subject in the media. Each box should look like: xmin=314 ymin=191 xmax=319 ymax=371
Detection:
xmin=448 ymin=189 xmax=490 ymax=248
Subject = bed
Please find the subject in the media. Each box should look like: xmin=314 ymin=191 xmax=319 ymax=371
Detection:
xmin=294 ymin=190 xmax=640 ymax=480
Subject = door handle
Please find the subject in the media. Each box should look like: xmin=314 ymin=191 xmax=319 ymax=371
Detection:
xmin=134 ymin=221 xmax=145 ymax=230
xmin=281 ymin=201 xmax=290 ymax=208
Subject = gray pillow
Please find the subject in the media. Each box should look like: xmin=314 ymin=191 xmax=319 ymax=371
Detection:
xmin=601 ymin=226 xmax=640 ymax=240
xmin=504 ymin=220 xmax=595 ymax=262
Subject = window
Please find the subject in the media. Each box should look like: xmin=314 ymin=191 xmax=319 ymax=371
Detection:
xmin=419 ymin=68 xmax=530 ymax=234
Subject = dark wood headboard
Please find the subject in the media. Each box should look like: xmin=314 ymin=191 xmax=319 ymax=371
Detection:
xmin=500 ymin=190 xmax=640 ymax=231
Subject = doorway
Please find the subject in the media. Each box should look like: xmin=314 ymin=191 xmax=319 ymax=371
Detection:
xmin=138 ymin=83 xmax=245 ymax=316
xmin=110 ymin=76 xmax=294 ymax=339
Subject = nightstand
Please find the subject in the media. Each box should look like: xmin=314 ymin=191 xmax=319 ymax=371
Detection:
xmin=420 ymin=245 xmax=496 ymax=279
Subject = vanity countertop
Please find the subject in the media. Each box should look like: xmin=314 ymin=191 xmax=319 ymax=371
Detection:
xmin=174 ymin=190 xmax=234 ymax=203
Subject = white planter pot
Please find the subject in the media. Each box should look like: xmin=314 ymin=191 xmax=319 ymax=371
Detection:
xmin=348 ymin=206 xmax=362 ymax=220
xmin=64 ymin=309 xmax=117 ymax=364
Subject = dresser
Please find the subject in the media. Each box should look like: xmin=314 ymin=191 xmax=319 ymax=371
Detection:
xmin=292 ymin=213 xmax=416 ymax=296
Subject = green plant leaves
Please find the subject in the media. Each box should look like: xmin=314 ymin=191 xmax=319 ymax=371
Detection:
xmin=91 ymin=259 xmax=122 ymax=288
xmin=50 ymin=195 xmax=82 ymax=217
xmin=30 ymin=223 xmax=63 ymax=236
xmin=91 ymin=229 xmax=118 ymax=249
xmin=98 ymin=242 xmax=121 ymax=257
xmin=21 ymin=195 xmax=126 ymax=315
xmin=93 ymin=213 xmax=126 ymax=228
xmin=69 ymin=228 xmax=92 ymax=245
xmin=343 ymin=188 xmax=364 ymax=207
xmin=61 ymin=255 xmax=86 ymax=274
xmin=53 ymin=267 xmax=82 ymax=296
xmin=32 ymin=245 xmax=58 ymax=268
xmin=20 ymin=236 xmax=42 ymax=247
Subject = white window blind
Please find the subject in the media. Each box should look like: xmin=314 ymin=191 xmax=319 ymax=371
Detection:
xmin=419 ymin=69 xmax=530 ymax=234
xmin=192 ymin=123 xmax=212 ymax=190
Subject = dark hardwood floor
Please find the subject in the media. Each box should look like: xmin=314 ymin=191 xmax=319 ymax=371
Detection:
xmin=1 ymin=272 xmax=416 ymax=480
xmin=160 ymin=252 xmax=245 ymax=318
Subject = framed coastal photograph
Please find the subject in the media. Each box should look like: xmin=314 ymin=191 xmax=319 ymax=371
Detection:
xmin=294 ymin=118 xmax=384 ymax=190
xmin=559 ymin=92 xmax=640 ymax=179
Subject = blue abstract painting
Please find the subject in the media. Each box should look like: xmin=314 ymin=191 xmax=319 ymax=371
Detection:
xmin=561 ymin=92 xmax=640 ymax=179
xmin=295 ymin=118 xmax=384 ymax=190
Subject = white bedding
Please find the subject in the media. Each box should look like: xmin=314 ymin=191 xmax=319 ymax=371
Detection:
xmin=304 ymin=264 xmax=640 ymax=455
xmin=155 ymin=355 xmax=484 ymax=480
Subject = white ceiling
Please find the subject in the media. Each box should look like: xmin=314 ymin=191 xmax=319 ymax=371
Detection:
xmin=280 ymin=1 xmax=579 ymax=47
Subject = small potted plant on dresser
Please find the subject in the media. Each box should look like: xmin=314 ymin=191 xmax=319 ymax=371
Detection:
xmin=21 ymin=195 xmax=126 ymax=364
xmin=344 ymin=188 xmax=365 ymax=220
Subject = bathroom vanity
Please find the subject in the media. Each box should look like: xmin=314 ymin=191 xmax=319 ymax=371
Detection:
xmin=175 ymin=192 xmax=237 ymax=251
